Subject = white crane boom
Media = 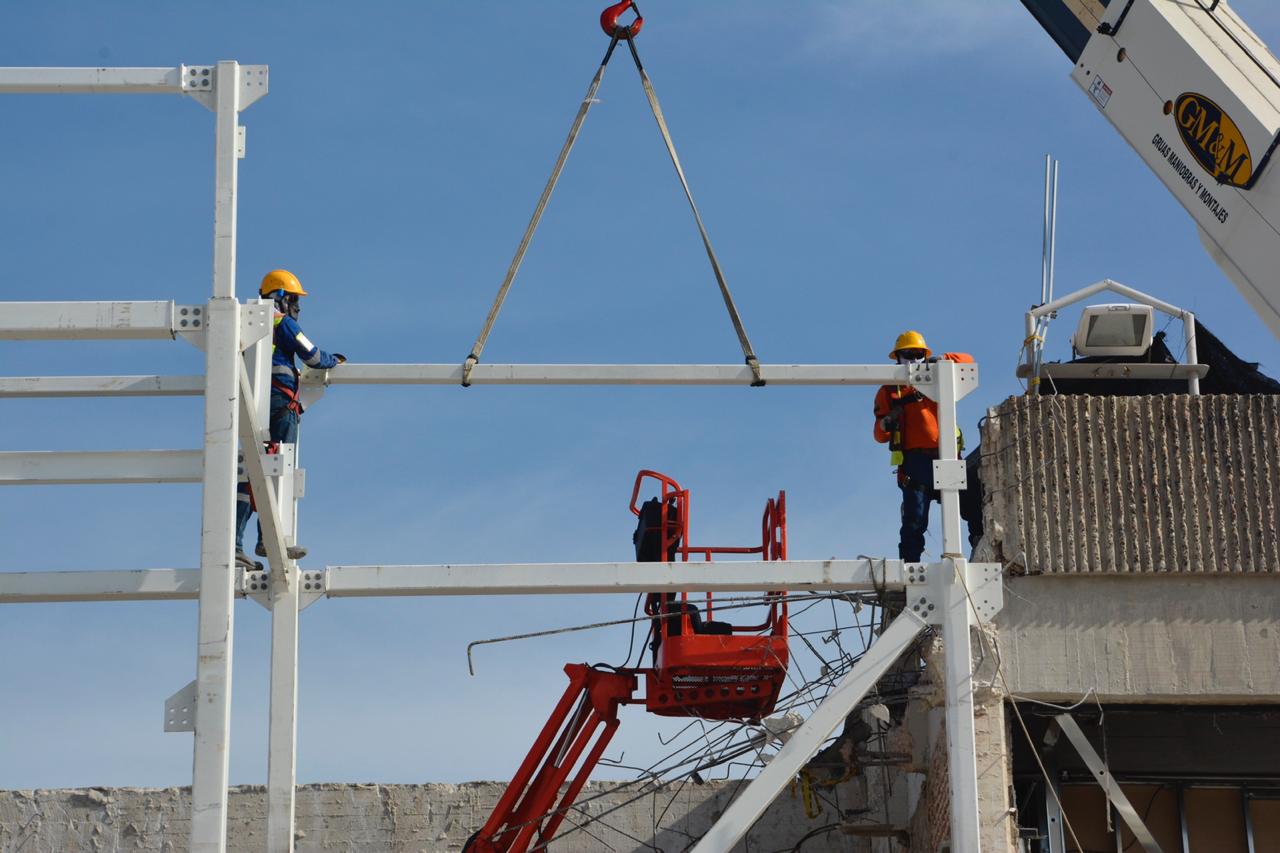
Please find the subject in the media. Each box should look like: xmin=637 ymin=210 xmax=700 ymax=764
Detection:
xmin=1028 ymin=0 xmax=1280 ymax=339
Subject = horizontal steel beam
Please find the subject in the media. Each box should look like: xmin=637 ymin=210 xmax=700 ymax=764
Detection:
xmin=0 ymin=450 xmax=203 ymax=485
xmin=307 ymin=363 xmax=913 ymax=387
xmin=0 ymin=301 xmax=196 ymax=341
xmin=324 ymin=559 xmax=906 ymax=597
xmin=0 ymin=375 xmax=204 ymax=398
xmin=0 ymin=66 xmax=186 ymax=94
xmin=0 ymin=570 xmax=201 ymax=603
xmin=0 ymin=560 xmax=907 ymax=604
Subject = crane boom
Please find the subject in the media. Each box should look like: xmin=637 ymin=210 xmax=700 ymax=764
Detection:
xmin=1026 ymin=0 xmax=1280 ymax=340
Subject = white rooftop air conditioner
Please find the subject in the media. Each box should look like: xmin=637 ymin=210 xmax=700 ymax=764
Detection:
xmin=1072 ymin=303 xmax=1154 ymax=357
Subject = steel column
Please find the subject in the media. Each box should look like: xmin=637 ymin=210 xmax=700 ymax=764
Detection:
xmin=933 ymin=359 xmax=984 ymax=852
xmin=1042 ymin=774 xmax=1067 ymax=853
xmin=1244 ymin=787 xmax=1257 ymax=853
xmin=267 ymin=443 xmax=301 ymax=853
xmin=690 ymin=610 xmax=928 ymax=852
xmin=210 ymin=60 xmax=239 ymax=302
xmin=190 ymin=59 xmax=243 ymax=853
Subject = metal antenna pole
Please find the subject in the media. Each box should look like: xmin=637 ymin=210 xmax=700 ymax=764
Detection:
xmin=1042 ymin=154 xmax=1052 ymax=306
xmin=1048 ymin=158 xmax=1060 ymax=305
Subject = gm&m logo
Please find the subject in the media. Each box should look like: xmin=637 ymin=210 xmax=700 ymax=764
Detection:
xmin=1173 ymin=93 xmax=1253 ymax=187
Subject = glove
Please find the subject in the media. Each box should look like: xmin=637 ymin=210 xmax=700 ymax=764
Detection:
xmin=333 ymin=353 xmax=347 ymax=364
xmin=925 ymin=355 xmax=942 ymax=363
xmin=879 ymin=413 xmax=900 ymax=432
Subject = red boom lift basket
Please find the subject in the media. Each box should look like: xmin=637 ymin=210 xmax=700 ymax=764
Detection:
xmin=466 ymin=471 xmax=788 ymax=853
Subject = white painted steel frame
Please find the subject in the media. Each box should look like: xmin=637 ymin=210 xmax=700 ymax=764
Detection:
xmin=306 ymin=362 xmax=917 ymax=386
xmin=0 ymin=301 xmax=192 ymax=340
xmin=0 ymin=66 xmax=188 ymax=94
xmin=1024 ymin=278 xmax=1201 ymax=394
xmin=936 ymin=360 xmax=984 ymax=849
xmin=266 ymin=444 xmax=302 ymax=853
xmin=0 ymin=375 xmax=204 ymax=397
xmin=0 ymin=450 xmax=203 ymax=484
xmin=0 ymin=570 xmax=201 ymax=602
xmin=325 ymin=559 xmax=907 ymax=597
xmin=0 ymin=60 xmax=269 ymax=853
xmin=189 ymin=60 xmax=247 ymax=853
xmin=0 ymin=66 xmax=993 ymax=853
xmin=0 ymin=554 xmax=995 ymax=852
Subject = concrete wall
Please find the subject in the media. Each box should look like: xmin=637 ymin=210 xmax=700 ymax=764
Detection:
xmin=0 ymin=780 xmax=867 ymax=852
xmin=981 ymin=394 xmax=1280 ymax=574
xmin=997 ymin=573 xmax=1280 ymax=703
xmin=907 ymin=630 xmax=1016 ymax=853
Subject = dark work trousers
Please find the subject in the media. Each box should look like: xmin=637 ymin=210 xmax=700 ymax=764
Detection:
xmin=897 ymin=448 xmax=984 ymax=562
xmin=234 ymin=389 xmax=301 ymax=552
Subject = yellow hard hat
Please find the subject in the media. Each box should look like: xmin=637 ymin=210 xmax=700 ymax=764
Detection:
xmin=890 ymin=330 xmax=932 ymax=359
xmin=260 ymin=269 xmax=308 ymax=298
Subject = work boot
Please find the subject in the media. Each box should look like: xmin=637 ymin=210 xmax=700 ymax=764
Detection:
xmin=255 ymin=542 xmax=308 ymax=560
xmin=235 ymin=551 xmax=261 ymax=571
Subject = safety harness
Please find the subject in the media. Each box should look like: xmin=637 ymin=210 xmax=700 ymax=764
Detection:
xmin=885 ymin=385 xmax=964 ymax=470
xmin=461 ymin=0 xmax=764 ymax=387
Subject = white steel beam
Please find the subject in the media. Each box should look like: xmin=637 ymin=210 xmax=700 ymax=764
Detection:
xmin=324 ymin=559 xmax=906 ymax=598
xmin=307 ymin=363 xmax=913 ymax=387
xmin=190 ymin=59 xmax=245 ymax=853
xmin=0 ymin=375 xmax=204 ymax=398
xmin=691 ymin=610 xmax=928 ymax=852
xmin=0 ymin=301 xmax=192 ymax=340
xmin=0 ymin=66 xmax=186 ymax=94
xmin=0 ymin=570 xmax=200 ymax=603
xmin=0 ymin=450 xmax=202 ymax=485
xmin=1054 ymin=714 xmax=1165 ymax=853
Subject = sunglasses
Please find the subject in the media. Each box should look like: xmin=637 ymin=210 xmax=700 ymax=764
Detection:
xmin=897 ymin=349 xmax=927 ymax=360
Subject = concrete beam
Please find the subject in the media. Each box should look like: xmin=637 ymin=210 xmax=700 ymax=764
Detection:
xmin=997 ymin=575 xmax=1280 ymax=702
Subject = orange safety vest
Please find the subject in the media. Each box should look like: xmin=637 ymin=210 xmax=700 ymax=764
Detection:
xmin=873 ymin=353 xmax=972 ymax=465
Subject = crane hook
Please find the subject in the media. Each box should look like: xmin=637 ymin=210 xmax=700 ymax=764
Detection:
xmin=600 ymin=0 xmax=644 ymax=39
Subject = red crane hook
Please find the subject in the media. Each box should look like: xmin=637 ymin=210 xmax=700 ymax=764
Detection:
xmin=600 ymin=0 xmax=644 ymax=39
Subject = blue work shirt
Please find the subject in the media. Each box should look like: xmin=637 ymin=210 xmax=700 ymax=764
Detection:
xmin=271 ymin=312 xmax=340 ymax=392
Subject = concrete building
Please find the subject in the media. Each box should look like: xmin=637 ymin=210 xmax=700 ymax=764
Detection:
xmin=884 ymin=392 xmax=1280 ymax=852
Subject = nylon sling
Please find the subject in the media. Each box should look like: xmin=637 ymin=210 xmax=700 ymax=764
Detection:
xmin=462 ymin=22 xmax=763 ymax=386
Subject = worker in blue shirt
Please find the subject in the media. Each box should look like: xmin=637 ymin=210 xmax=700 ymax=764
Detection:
xmin=235 ymin=269 xmax=346 ymax=570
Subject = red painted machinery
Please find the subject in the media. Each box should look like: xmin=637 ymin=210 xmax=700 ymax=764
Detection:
xmin=464 ymin=471 xmax=788 ymax=853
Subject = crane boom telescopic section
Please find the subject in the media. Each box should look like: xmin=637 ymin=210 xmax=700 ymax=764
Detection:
xmin=1023 ymin=0 xmax=1280 ymax=341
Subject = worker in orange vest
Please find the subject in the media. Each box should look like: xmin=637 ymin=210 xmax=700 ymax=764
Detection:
xmin=873 ymin=331 xmax=980 ymax=562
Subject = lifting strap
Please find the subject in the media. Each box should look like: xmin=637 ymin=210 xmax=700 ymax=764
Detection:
xmin=622 ymin=36 xmax=762 ymax=385
xmin=462 ymin=21 xmax=764 ymax=387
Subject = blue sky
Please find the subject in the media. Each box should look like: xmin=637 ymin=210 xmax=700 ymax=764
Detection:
xmin=3 ymin=1 xmax=1280 ymax=789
